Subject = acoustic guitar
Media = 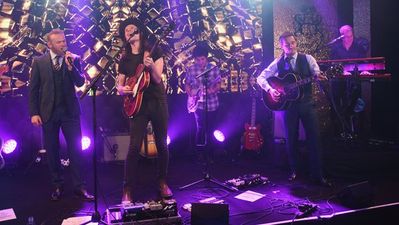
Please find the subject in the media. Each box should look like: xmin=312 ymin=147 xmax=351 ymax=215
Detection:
xmin=0 ymin=137 xmax=4 ymax=170
xmin=242 ymin=86 xmax=263 ymax=152
xmin=123 ymin=23 xmax=174 ymax=117
xmin=139 ymin=121 xmax=157 ymax=158
xmin=262 ymin=73 xmax=321 ymax=111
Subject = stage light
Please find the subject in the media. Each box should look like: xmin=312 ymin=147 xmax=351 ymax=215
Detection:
xmin=167 ymin=135 xmax=171 ymax=146
xmin=2 ymin=139 xmax=17 ymax=154
xmin=81 ymin=136 xmax=91 ymax=151
xmin=213 ymin=130 xmax=225 ymax=143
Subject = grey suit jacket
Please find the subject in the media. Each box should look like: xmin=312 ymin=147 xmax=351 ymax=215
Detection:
xmin=29 ymin=52 xmax=85 ymax=123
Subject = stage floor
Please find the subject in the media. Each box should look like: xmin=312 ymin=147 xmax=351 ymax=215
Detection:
xmin=1 ymin=141 xmax=399 ymax=225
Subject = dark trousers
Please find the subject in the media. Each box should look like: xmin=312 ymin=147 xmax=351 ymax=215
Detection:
xmin=42 ymin=106 xmax=84 ymax=189
xmin=194 ymin=109 xmax=219 ymax=155
xmin=331 ymin=78 xmax=362 ymax=135
xmin=124 ymin=98 xmax=169 ymax=188
xmin=284 ymin=100 xmax=323 ymax=179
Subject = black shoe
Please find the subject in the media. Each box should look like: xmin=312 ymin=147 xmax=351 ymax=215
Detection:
xmin=51 ymin=187 xmax=64 ymax=201
xmin=319 ymin=177 xmax=333 ymax=187
xmin=311 ymin=177 xmax=333 ymax=187
xmin=74 ymin=188 xmax=95 ymax=201
xmin=288 ymin=172 xmax=297 ymax=181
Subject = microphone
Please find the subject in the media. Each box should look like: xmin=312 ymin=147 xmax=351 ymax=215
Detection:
xmin=129 ymin=30 xmax=139 ymax=37
xmin=326 ymin=35 xmax=344 ymax=45
xmin=125 ymin=30 xmax=139 ymax=44
xmin=62 ymin=49 xmax=79 ymax=71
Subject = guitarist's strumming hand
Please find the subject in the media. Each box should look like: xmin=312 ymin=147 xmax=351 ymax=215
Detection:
xmin=315 ymin=73 xmax=328 ymax=81
xmin=120 ymin=85 xmax=133 ymax=95
xmin=269 ymin=88 xmax=281 ymax=102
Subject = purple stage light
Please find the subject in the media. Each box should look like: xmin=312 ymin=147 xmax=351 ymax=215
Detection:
xmin=2 ymin=139 xmax=17 ymax=154
xmin=81 ymin=136 xmax=91 ymax=151
xmin=167 ymin=135 xmax=171 ymax=145
xmin=213 ymin=130 xmax=225 ymax=142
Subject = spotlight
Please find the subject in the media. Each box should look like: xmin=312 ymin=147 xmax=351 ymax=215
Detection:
xmin=81 ymin=136 xmax=91 ymax=151
xmin=2 ymin=139 xmax=17 ymax=154
xmin=213 ymin=130 xmax=225 ymax=143
xmin=167 ymin=135 xmax=171 ymax=146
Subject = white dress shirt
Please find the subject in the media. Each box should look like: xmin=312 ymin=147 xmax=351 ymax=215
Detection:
xmin=257 ymin=52 xmax=321 ymax=92
xmin=49 ymin=50 xmax=63 ymax=68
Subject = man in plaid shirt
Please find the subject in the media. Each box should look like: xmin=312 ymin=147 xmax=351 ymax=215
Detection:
xmin=185 ymin=43 xmax=221 ymax=162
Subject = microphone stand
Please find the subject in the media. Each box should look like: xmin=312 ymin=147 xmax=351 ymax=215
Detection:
xmin=80 ymin=79 xmax=107 ymax=225
xmin=80 ymin=35 xmax=134 ymax=225
xmin=179 ymin=64 xmax=237 ymax=192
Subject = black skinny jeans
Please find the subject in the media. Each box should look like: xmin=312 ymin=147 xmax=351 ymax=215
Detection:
xmin=123 ymin=96 xmax=169 ymax=188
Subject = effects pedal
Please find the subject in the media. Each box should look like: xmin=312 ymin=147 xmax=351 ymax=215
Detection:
xmin=296 ymin=203 xmax=318 ymax=218
xmin=225 ymin=174 xmax=269 ymax=189
xmin=106 ymin=199 xmax=180 ymax=224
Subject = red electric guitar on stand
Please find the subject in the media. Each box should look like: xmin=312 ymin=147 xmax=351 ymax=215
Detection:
xmin=242 ymin=85 xmax=264 ymax=152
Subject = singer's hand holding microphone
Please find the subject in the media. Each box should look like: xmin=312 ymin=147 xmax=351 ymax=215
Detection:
xmin=63 ymin=48 xmax=80 ymax=71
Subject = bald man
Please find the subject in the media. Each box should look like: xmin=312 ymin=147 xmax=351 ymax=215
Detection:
xmin=330 ymin=25 xmax=369 ymax=60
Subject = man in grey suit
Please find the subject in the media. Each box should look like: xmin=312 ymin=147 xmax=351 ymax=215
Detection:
xmin=29 ymin=29 xmax=94 ymax=201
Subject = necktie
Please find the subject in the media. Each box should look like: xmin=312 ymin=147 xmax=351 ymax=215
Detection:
xmin=285 ymin=56 xmax=294 ymax=71
xmin=54 ymin=56 xmax=61 ymax=71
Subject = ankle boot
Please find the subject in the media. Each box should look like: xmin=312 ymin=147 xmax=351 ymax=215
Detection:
xmin=121 ymin=187 xmax=132 ymax=204
xmin=159 ymin=179 xmax=173 ymax=198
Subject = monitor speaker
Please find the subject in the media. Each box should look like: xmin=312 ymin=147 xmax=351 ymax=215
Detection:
xmin=102 ymin=134 xmax=130 ymax=161
xmin=191 ymin=203 xmax=229 ymax=225
xmin=337 ymin=180 xmax=374 ymax=208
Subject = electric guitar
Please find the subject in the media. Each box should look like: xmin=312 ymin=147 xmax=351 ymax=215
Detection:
xmin=242 ymin=87 xmax=263 ymax=151
xmin=186 ymin=52 xmax=240 ymax=113
xmin=123 ymin=23 xmax=174 ymax=117
xmin=186 ymin=72 xmax=221 ymax=113
xmin=139 ymin=121 xmax=158 ymax=158
xmin=0 ymin=65 xmax=10 ymax=93
xmin=262 ymin=73 xmax=322 ymax=111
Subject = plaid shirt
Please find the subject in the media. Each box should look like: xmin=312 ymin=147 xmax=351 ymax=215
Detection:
xmin=186 ymin=63 xmax=221 ymax=111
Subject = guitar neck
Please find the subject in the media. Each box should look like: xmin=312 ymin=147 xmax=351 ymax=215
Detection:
xmin=286 ymin=76 xmax=314 ymax=90
xmin=148 ymin=23 xmax=174 ymax=58
xmin=148 ymin=40 xmax=161 ymax=57
xmin=250 ymin=97 xmax=256 ymax=126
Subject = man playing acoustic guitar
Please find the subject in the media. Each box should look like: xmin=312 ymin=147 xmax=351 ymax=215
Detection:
xmin=117 ymin=18 xmax=172 ymax=203
xmin=257 ymin=32 xmax=332 ymax=187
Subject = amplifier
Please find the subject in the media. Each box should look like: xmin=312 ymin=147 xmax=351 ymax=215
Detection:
xmin=106 ymin=199 xmax=181 ymax=224
xmin=102 ymin=134 xmax=130 ymax=161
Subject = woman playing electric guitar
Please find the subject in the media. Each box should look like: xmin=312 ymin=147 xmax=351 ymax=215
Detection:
xmin=117 ymin=18 xmax=173 ymax=204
